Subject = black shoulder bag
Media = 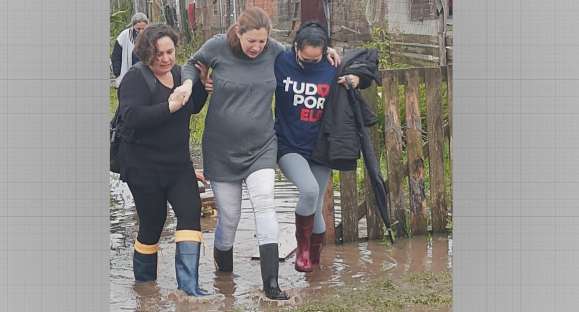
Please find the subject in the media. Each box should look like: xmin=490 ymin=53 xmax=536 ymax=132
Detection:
xmin=110 ymin=62 xmax=158 ymax=173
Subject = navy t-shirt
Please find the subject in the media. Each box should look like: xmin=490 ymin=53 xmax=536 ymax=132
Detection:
xmin=274 ymin=50 xmax=337 ymax=160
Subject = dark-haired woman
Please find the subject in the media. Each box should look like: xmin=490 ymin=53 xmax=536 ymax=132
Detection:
xmin=117 ymin=24 xmax=209 ymax=296
xmin=171 ymin=7 xmax=340 ymax=300
xmin=274 ymin=22 xmax=361 ymax=272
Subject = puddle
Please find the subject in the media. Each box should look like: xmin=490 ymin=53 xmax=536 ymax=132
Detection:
xmin=110 ymin=169 xmax=452 ymax=311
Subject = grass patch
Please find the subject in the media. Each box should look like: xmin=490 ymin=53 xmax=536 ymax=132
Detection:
xmin=286 ymin=271 xmax=451 ymax=312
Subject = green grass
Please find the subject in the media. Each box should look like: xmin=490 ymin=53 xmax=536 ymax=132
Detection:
xmin=284 ymin=271 xmax=452 ymax=312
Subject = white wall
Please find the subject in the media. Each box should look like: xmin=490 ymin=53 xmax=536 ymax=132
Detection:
xmin=387 ymin=0 xmax=438 ymax=36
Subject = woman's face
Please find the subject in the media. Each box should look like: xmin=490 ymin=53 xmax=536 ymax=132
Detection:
xmin=150 ymin=36 xmax=176 ymax=76
xmin=237 ymin=28 xmax=268 ymax=58
xmin=133 ymin=21 xmax=148 ymax=34
xmin=297 ymin=45 xmax=324 ymax=64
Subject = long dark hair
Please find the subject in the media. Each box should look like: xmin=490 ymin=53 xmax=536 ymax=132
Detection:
xmin=293 ymin=22 xmax=329 ymax=54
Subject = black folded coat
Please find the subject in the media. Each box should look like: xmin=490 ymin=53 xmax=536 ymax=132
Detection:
xmin=311 ymin=48 xmax=395 ymax=243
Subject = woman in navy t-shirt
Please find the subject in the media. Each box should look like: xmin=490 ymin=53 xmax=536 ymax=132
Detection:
xmin=274 ymin=22 xmax=361 ymax=272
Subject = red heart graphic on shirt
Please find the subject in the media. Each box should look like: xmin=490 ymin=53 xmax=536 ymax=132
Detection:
xmin=317 ymin=84 xmax=330 ymax=97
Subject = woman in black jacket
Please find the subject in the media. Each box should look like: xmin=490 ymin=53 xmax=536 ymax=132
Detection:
xmin=118 ymin=24 xmax=209 ymax=297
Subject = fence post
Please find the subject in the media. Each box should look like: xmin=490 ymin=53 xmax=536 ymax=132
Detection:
xmin=426 ymin=67 xmax=447 ymax=232
xmin=405 ymin=69 xmax=427 ymax=235
xmin=361 ymin=84 xmax=384 ymax=240
xmin=134 ymin=0 xmax=147 ymax=14
xmin=340 ymin=170 xmax=358 ymax=243
xmin=322 ymin=176 xmax=336 ymax=243
xmin=446 ymin=65 xmax=453 ymax=218
xmin=447 ymin=65 xmax=453 ymax=152
xmin=383 ymin=70 xmax=406 ymax=237
xmin=150 ymin=0 xmax=162 ymax=23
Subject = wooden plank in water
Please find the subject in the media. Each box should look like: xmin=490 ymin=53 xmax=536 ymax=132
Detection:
xmin=405 ymin=69 xmax=428 ymax=235
xmin=446 ymin=65 xmax=453 ymax=218
xmin=340 ymin=170 xmax=358 ymax=243
xmin=383 ymin=70 xmax=407 ymax=237
xmin=200 ymin=192 xmax=215 ymax=217
xmin=323 ymin=177 xmax=337 ymax=243
xmin=250 ymin=223 xmax=297 ymax=261
xmin=425 ymin=68 xmax=447 ymax=232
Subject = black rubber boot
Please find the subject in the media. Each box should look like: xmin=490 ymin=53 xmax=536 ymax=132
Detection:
xmin=258 ymin=243 xmax=289 ymax=300
xmin=175 ymin=241 xmax=209 ymax=296
xmin=214 ymin=246 xmax=234 ymax=272
xmin=133 ymin=250 xmax=157 ymax=282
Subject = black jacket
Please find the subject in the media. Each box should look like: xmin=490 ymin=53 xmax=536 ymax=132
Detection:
xmin=117 ymin=64 xmax=207 ymax=180
xmin=311 ymin=48 xmax=381 ymax=170
xmin=311 ymin=48 xmax=395 ymax=242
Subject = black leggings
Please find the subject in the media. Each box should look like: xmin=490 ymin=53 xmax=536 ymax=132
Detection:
xmin=126 ymin=166 xmax=202 ymax=245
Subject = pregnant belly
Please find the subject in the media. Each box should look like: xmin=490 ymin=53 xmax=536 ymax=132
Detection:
xmin=205 ymin=114 xmax=274 ymax=150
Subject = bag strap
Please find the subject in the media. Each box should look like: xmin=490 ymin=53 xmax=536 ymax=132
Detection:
xmin=134 ymin=62 xmax=158 ymax=94
xmin=112 ymin=62 xmax=157 ymax=126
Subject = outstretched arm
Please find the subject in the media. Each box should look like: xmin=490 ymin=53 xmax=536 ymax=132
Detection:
xmin=173 ymin=35 xmax=222 ymax=103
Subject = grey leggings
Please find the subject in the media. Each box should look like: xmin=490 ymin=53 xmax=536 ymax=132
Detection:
xmin=278 ymin=153 xmax=331 ymax=234
xmin=212 ymin=168 xmax=279 ymax=251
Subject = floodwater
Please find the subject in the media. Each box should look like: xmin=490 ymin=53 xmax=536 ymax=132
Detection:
xmin=110 ymin=171 xmax=452 ymax=312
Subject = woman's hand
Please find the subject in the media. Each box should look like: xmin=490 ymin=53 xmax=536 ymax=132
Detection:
xmin=326 ymin=47 xmax=342 ymax=67
xmin=337 ymin=74 xmax=360 ymax=89
xmin=167 ymin=92 xmax=186 ymax=113
xmin=195 ymin=169 xmax=209 ymax=188
xmin=172 ymin=79 xmax=193 ymax=105
xmin=195 ymin=63 xmax=213 ymax=93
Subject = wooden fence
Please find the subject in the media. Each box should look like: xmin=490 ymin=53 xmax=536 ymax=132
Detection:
xmin=324 ymin=65 xmax=453 ymax=243
xmin=390 ymin=33 xmax=454 ymax=67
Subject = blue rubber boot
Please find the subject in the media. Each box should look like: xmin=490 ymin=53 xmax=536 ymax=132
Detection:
xmin=175 ymin=241 xmax=209 ymax=296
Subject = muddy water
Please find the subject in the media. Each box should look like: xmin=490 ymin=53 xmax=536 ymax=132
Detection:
xmin=110 ymin=172 xmax=452 ymax=312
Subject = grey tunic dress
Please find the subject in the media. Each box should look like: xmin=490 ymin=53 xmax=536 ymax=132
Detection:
xmin=182 ymin=34 xmax=285 ymax=182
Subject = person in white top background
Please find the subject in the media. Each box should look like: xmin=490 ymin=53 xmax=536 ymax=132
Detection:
xmin=111 ymin=12 xmax=149 ymax=87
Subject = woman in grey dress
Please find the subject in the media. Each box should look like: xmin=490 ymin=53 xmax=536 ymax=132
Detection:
xmin=171 ymin=7 xmax=338 ymax=300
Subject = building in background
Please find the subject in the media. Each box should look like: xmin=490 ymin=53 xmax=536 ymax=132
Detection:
xmin=111 ymin=0 xmax=452 ymax=66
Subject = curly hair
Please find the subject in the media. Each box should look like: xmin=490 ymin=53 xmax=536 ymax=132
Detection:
xmin=134 ymin=24 xmax=178 ymax=66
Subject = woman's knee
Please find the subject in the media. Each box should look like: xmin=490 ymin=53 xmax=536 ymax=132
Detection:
xmin=299 ymin=185 xmax=320 ymax=206
xmin=246 ymin=173 xmax=275 ymax=213
xmin=137 ymin=225 xmax=163 ymax=245
xmin=217 ymin=209 xmax=242 ymax=229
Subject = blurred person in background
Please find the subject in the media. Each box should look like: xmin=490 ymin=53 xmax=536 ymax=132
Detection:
xmin=111 ymin=12 xmax=149 ymax=87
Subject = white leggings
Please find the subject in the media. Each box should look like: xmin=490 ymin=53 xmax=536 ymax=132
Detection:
xmin=212 ymin=168 xmax=279 ymax=251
